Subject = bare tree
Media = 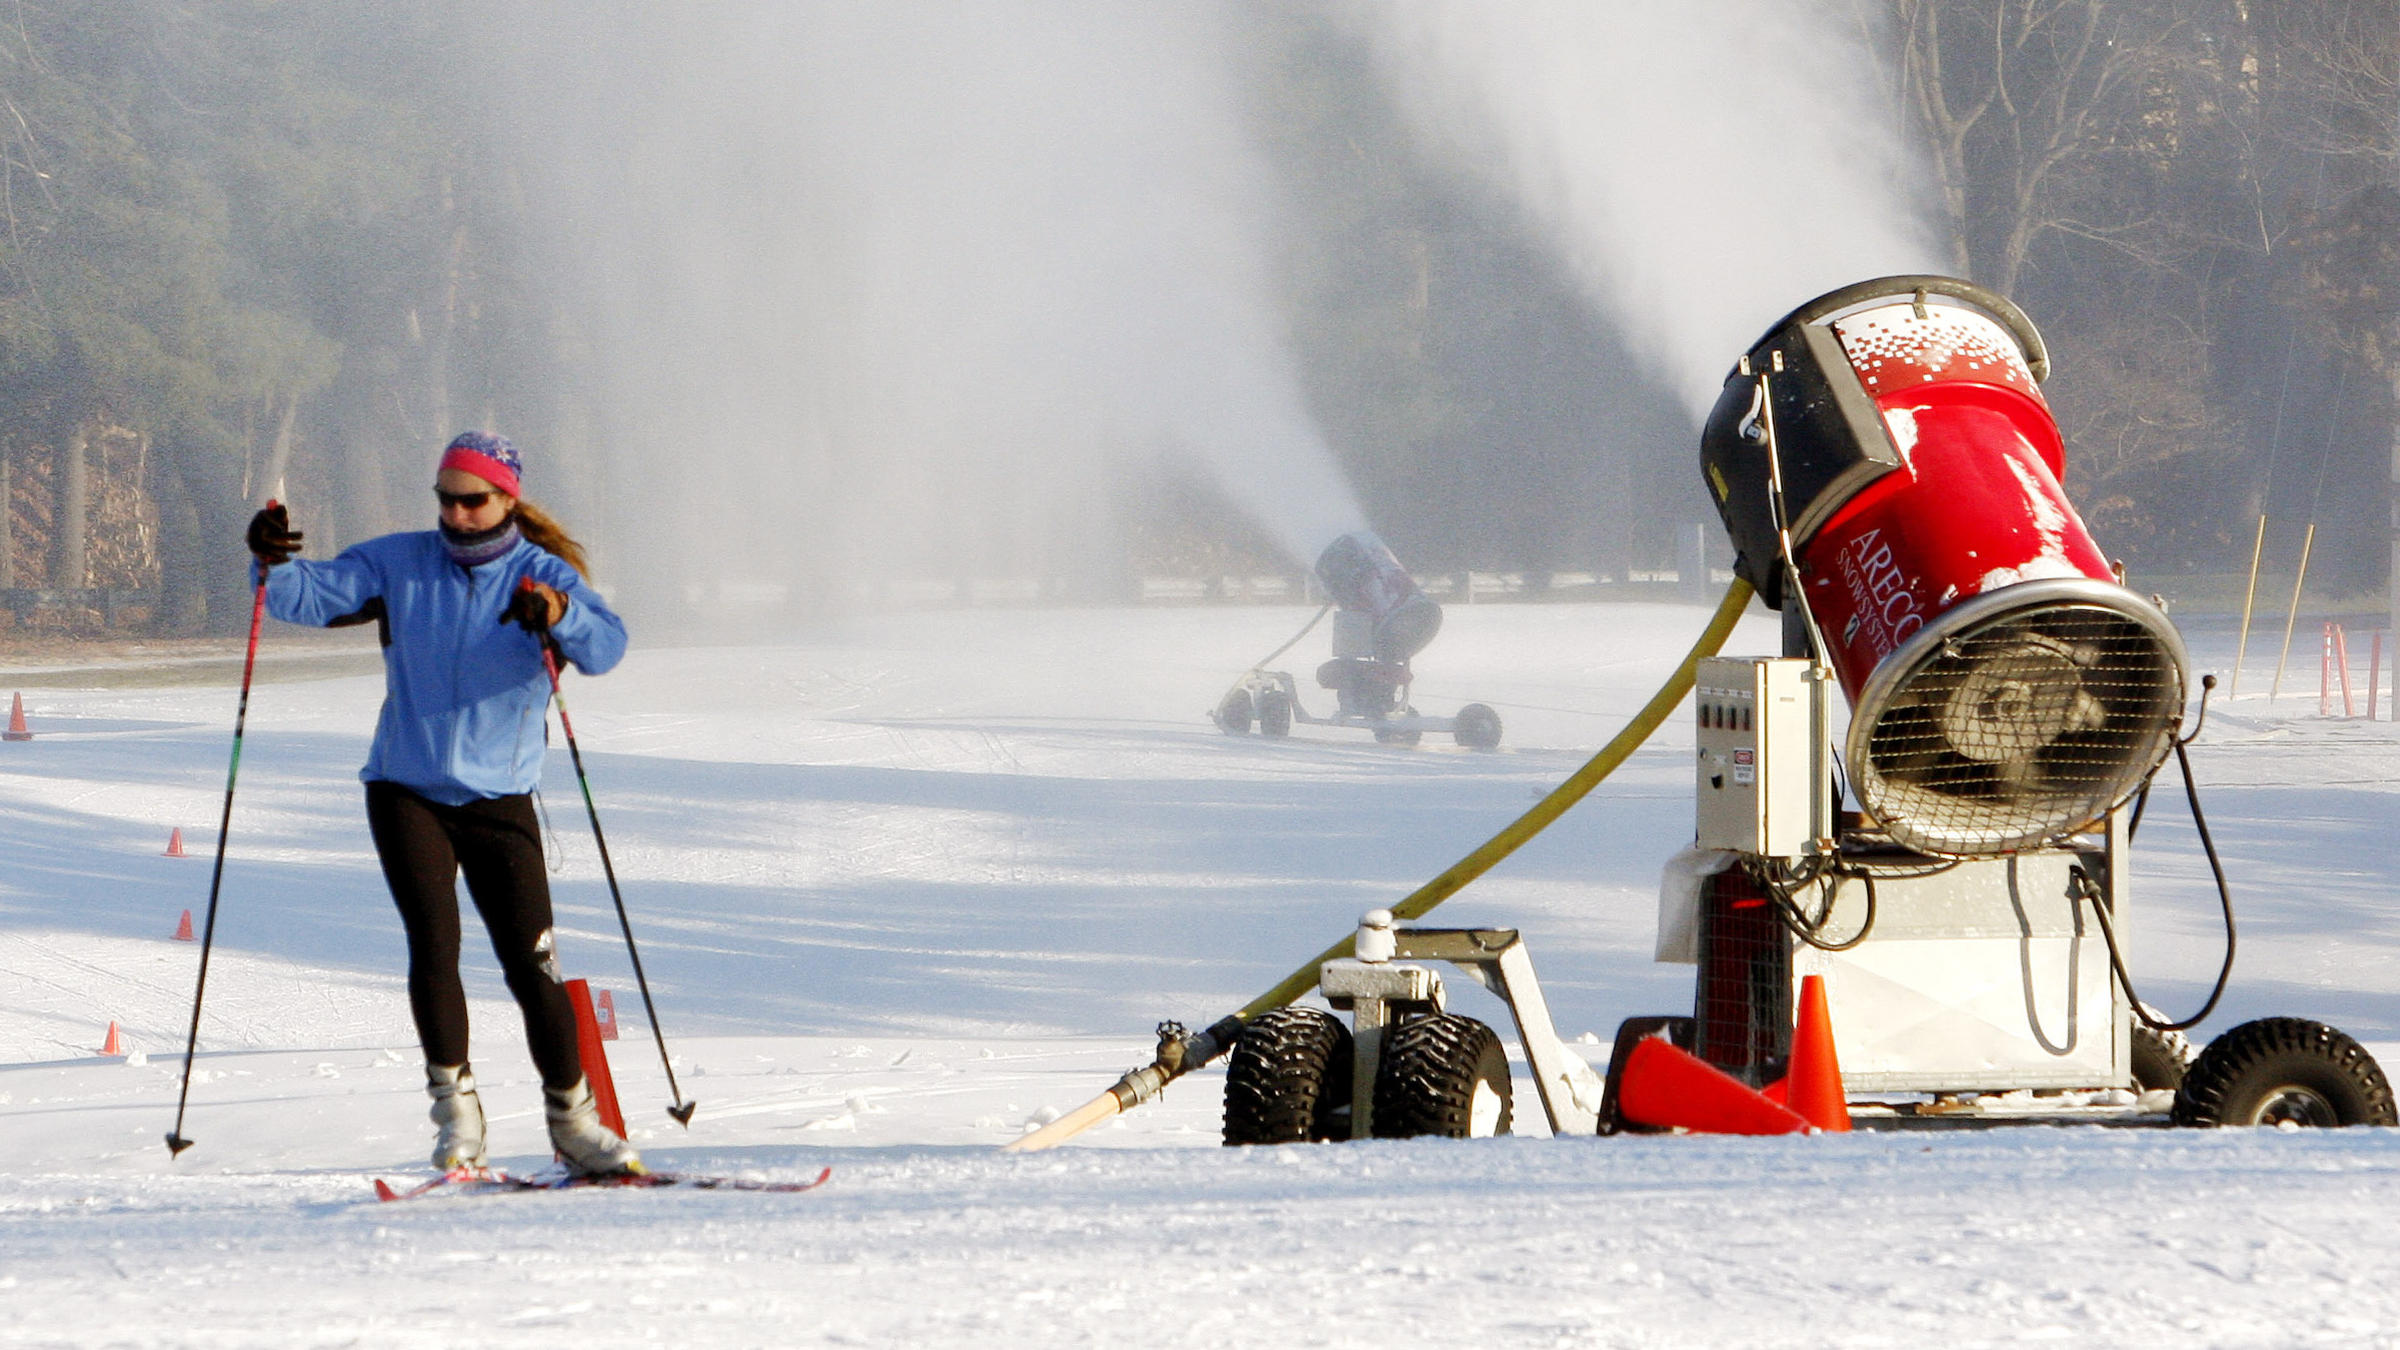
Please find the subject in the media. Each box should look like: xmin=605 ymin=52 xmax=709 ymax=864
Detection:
xmin=1854 ymin=0 xmax=2203 ymax=292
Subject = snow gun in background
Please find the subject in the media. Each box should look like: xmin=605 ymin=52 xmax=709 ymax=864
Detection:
xmin=1210 ymin=530 xmax=1503 ymax=750
xmin=1014 ymin=274 xmax=2393 ymax=1153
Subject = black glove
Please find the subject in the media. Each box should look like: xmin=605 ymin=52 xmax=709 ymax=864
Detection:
xmin=503 ymin=578 xmax=567 ymax=634
xmin=246 ymin=504 xmax=302 ymax=566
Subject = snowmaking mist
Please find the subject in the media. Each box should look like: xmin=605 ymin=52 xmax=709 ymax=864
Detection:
xmin=472 ymin=3 xmax=1364 ymax=617
xmin=1356 ymin=2 xmax=1941 ymax=420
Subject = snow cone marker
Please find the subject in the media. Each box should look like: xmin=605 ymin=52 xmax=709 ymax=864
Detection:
xmin=165 ymin=828 xmax=188 ymax=858
xmin=1786 ymin=974 xmax=1851 ymax=1132
xmin=101 ymin=1022 xmax=123 ymax=1057
xmin=1615 ymin=1035 xmax=1809 ymax=1135
xmin=4 ymin=692 xmax=29 ymax=741
xmin=595 ymin=989 xmax=620 ymax=1041
xmin=173 ymin=909 xmax=195 ymax=942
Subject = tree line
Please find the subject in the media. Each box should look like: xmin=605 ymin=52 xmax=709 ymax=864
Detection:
xmin=1264 ymin=0 xmax=2398 ymax=591
xmin=0 ymin=2 xmax=558 ymax=632
xmin=0 ymin=2 xmax=2392 ymax=634
xmin=1871 ymin=0 xmax=2399 ymax=592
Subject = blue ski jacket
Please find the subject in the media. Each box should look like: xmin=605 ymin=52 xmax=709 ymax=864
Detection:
xmin=262 ymin=531 xmax=628 ymax=805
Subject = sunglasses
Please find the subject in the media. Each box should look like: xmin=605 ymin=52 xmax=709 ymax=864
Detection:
xmin=435 ymin=489 xmax=498 ymax=510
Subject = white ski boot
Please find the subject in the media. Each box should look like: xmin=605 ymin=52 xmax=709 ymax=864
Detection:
xmin=427 ymin=1063 xmax=487 ymax=1170
xmin=545 ymin=1075 xmax=644 ymax=1177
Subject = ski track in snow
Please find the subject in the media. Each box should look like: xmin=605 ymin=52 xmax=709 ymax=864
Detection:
xmin=3 ymin=603 xmax=2398 ymax=1346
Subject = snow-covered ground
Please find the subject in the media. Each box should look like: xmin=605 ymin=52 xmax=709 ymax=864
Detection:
xmin=4 ymin=600 xmax=2398 ymax=1346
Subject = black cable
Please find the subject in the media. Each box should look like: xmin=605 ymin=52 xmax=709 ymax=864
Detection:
xmin=2079 ymin=738 xmax=2237 ymax=1032
xmin=2170 ymin=736 xmax=2239 ymax=1013
xmin=1213 ymin=603 xmax=1335 ymax=719
xmin=1791 ymin=870 xmax=1877 ymax=951
xmin=1754 ymin=855 xmax=1878 ymax=951
xmin=1756 ymin=371 xmax=1836 ymax=665
xmin=1247 ymin=603 xmax=1333 ymax=672
xmin=532 ymin=788 xmax=564 ymax=874
xmin=1837 ymin=854 xmax=1965 ymax=881
xmin=2130 ymin=675 xmax=2214 ymax=844
xmin=2179 ymin=674 xmax=2218 ymax=746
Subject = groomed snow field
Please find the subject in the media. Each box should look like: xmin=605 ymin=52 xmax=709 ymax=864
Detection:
xmin=4 ymin=600 xmax=2398 ymax=1347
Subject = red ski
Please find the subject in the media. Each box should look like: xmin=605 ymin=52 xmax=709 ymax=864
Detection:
xmin=373 ymin=1166 xmax=486 ymax=1202
xmin=374 ymin=1164 xmax=831 ymax=1201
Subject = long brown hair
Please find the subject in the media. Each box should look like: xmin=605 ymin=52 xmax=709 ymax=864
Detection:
xmin=512 ymin=498 xmax=592 ymax=578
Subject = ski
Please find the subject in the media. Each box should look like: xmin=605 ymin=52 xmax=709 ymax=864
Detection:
xmin=373 ymin=1166 xmax=487 ymax=1202
xmin=373 ymin=1164 xmax=831 ymax=1201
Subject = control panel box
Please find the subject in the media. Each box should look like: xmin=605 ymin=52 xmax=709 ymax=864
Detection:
xmin=1694 ymin=656 xmax=1828 ymax=858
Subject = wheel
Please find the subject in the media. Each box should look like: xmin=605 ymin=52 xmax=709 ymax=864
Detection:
xmin=1371 ymin=1013 xmax=1513 ymax=1139
xmin=2129 ymin=1006 xmax=2196 ymax=1092
xmin=2171 ymin=1017 xmax=2397 ymax=1128
xmin=1452 ymin=703 xmax=1502 ymax=750
xmin=1223 ymin=1007 xmax=1353 ymax=1145
xmin=1372 ymin=722 xmax=1423 ymax=747
xmin=1255 ymin=687 xmax=1294 ymax=738
xmin=1213 ymin=687 xmax=1254 ymax=735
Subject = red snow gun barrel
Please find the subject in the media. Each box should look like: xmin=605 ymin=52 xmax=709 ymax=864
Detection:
xmin=1314 ymin=530 xmax=1442 ymax=663
xmin=1700 ymin=275 xmax=2188 ymax=856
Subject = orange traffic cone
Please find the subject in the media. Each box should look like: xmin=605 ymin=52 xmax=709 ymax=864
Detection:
xmin=165 ymin=828 xmax=188 ymax=858
xmin=1786 ymin=973 xmax=1852 ymax=1132
xmin=3 ymin=692 xmax=28 ymax=741
xmin=173 ymin=909 xmax=195 ymax=942
xmin=595 ymin=988 xmax=620 ymax=1041
xmin=1616 ymin=1035 xmax=1811 ymax=1135
xmin=101 ymin=1021 xmax=122 ymax=1056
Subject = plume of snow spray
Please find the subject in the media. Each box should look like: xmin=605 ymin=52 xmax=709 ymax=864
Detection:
xmin=1358 ymin=1 xmax=1940 ymax=419
xmin=479 ymin=2 xmax=1364 ymax=609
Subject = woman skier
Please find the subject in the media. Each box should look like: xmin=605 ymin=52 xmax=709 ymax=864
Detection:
xmin=245 ymin=431 xmax=642 ymax=1177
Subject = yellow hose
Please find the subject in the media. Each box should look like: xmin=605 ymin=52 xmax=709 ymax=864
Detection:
xmin=1006 ymin=578 xmax=1758 ymax=1151
xmin=1238 ymin=577 xmax=1757 ymax=1017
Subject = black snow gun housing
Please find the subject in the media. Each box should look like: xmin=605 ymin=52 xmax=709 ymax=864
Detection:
xmin=1212 ymin=530 xmax=1502 ymax=749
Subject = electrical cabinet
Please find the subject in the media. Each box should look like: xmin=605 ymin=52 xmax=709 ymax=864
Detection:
xmin=1694 ymin=657 xmax=1828 ymax=858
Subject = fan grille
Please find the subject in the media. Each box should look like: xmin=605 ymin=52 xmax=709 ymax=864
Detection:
xmin=1851 ymin=600 xmax=2185 ymax=855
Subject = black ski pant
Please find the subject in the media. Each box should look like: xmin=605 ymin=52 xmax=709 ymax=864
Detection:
xmin=364 ymin=781 xmax=582 ymax=1091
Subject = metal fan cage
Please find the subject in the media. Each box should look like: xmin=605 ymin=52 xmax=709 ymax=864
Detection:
xmin=1846 ymin=580 xmax=2187 ymax=856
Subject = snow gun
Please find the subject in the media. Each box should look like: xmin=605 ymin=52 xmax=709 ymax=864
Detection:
xmin=1210 ymin=530 xmax=1503 ymax=749
xmin=1012 ymin=275 xmax=2390 ymax=1153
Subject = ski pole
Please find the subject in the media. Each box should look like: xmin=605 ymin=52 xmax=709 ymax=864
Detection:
xmin=534 ymin=615 xmax=696 ymax=1125
xmin=166 ymin=537 xmax=275 ymax=1158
